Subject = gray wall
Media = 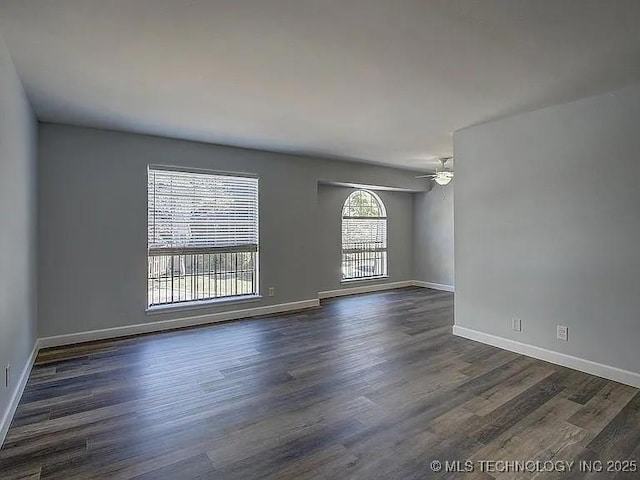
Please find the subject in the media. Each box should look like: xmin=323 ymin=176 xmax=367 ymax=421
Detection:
xmin=413 ymin=184 xmax=454 ymax=287
xmin=455 ymin=82 xmax=640 ymax=374
xmin=316 ymin=185 xmax=414 ymax=292
xmin=0 ymin=35 xmax=37 ymax=428
xmin=38 ymin=123 xmax=425 ymax=337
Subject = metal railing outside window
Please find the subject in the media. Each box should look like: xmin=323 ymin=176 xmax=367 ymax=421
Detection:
xmin=148 ymin=248 xmax=257 ymax=306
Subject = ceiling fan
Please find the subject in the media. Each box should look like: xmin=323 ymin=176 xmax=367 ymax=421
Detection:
xmin=416 ymin=157 xmax=454 ymax=185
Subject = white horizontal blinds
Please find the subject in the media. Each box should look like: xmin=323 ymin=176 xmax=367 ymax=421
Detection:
xmin=342 ymin=218 xmax=387 ymax=252
xmin=341 ymin=190 xmax=387 ymax=252
xmin=148 ymin=167 xmax=258 ymax=255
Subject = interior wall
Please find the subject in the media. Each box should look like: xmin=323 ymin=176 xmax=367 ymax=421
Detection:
xmin=454 ymin=82 xmax=640 ymax=374
xmin=0 ymin=35 xmax=37 ymax=434
xmin=413 ymin=184 xmax=454 ymax=287
xmin=316 ymin=185 xmax=414 ymax=292
xmin=37 ymin=123 xmax=425 ymax=338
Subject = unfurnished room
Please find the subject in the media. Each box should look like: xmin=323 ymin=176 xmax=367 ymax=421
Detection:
xmin=1 ymin=1 xmax=640 ymax=479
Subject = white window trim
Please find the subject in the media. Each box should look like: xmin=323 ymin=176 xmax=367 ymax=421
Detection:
xmin=145 ymin=294 xmax=262 ymax=315
xmin=341 ymin=275 xmax=389 ymax=284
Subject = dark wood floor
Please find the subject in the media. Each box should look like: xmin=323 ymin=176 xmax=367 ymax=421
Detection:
xmin=1 ymin=288 xmax=639 ymax=479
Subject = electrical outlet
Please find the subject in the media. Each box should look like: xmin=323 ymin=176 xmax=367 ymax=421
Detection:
xmin=557 ymin=325 xmax=569 ymax=341
xmin=5 ymin=364 xmax=9 ymax=388
xmin=512 ymin=318 xmax=522 ymax=332
xmin=268 ymin=287 xmax=275 ymax=297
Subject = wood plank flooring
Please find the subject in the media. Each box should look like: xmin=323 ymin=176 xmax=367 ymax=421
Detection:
xmin=1 ymin=288 xmax=639 ymax=479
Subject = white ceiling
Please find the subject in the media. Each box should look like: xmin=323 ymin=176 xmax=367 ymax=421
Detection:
xmin=1 ymin=1 xmax=640 ymax=169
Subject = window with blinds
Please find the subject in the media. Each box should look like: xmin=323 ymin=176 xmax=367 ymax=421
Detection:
xmin=147 ymin=166 xmax=259 ymax=306
xmin=341 ymin=190 xmax=387 ymax=280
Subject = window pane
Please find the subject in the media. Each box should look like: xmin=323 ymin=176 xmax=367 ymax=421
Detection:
xmin=341 ymin=190 xmax=387 ymax=280
xmin=147 ymin=167 xmax=259 ymax=306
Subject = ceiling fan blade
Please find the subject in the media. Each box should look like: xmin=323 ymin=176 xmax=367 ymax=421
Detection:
xmin=415 ymin=174 xmax=436 ymax=178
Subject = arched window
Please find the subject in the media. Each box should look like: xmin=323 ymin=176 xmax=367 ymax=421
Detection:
xmin=342 ymin=190 xmax=387 ymax=280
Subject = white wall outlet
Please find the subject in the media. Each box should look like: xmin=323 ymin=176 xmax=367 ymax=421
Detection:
xmin=268 ymin=287 xmax=275 ymax=297
xmin=5 ymin=363 xmax=9 ymax=388
xmin=512 ymin=318 xmax=522 ymax=332
xmin=557 ymin=325 xmax=569 ymax=341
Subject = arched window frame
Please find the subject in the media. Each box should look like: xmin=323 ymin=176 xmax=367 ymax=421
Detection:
xmin=341 ymin=189 xmax=388 ymax=280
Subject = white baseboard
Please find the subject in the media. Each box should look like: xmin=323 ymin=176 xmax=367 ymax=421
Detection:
xmin=452 ymin=325 xmax=640 ymax=389
xmin=1 ymin=342 xmax=37 ymax=448
xmin=37 ymin=281 xmax=453 ymax=348
xmin=38 ymin=298 xmax=320 ymax=349
xmin=412 ymin=281 xmax=455 ymax=292
xmin=318 ymin=280 xmax=414 ymax=299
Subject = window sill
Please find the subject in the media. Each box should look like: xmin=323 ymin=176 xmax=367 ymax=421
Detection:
xmin=341 ymin=275 xmax=389 ymax=284
xmin=146 ymin=295 xmax=262 ymax=315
